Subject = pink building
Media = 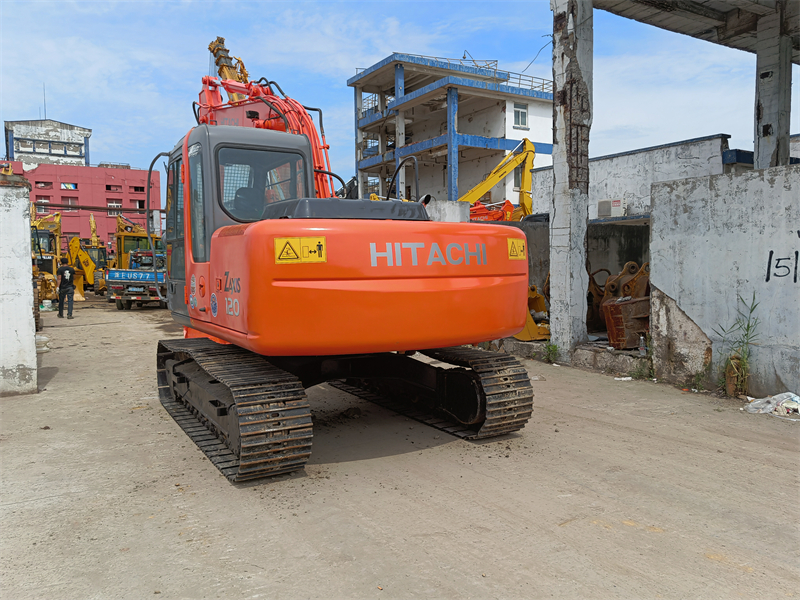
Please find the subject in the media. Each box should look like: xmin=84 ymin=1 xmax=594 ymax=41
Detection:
xmin=8 ymin=160 xmax=160 ymax=250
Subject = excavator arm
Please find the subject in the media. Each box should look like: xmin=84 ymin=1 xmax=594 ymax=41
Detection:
xmin=89 ymin=213 xmax=100 ymax=247
xmin=116 ymin=214 xmax=146 ymax=234
xmin=208 ymin=37 xmax=250 ymax=102
xmin=196 ymin=38 xmax=336 ymax=199
xmin=458 ymin=138 xmax=536 ymax=218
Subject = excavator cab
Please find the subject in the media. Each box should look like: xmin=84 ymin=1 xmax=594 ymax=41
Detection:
xmin=163 ymin=125 xmax=317 ymax=321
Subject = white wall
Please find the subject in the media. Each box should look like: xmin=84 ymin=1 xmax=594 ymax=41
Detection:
xmin=0 ymin=174 xmax=37 ymax=396
xmin=531 ymin=135 xmax=730 ymax=217
xmin=650 ymin=165 xmax=800 ymax=396
xmin=503 ymin=99 xmax=552 ymax=203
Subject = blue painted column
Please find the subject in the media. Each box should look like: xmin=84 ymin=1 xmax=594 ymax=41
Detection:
xmin=6 ymin=130 xmax=14 ymax=160
xmin=84 ymin=136 xmax=90 ymax=166
xmin=446 ymin=87 xmax=459 ymax=201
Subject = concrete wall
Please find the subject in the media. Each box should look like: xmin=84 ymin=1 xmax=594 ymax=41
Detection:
xmin=650 ymin=165 xmax=800 ymax=396
xmin=0 ymin=173 xmax=37 ymax=396
xmin=531 ymin=134 xmax=730 ymax=218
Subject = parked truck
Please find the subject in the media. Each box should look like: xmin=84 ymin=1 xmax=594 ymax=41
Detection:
xmin=107 ymin=248 xmax=167 ymax=310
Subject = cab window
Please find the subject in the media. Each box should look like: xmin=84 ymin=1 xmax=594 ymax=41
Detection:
xmin=217 ymin=147 xmax=306 ymax=222
xmin=189 ymin=143 xmax=206 ymax=262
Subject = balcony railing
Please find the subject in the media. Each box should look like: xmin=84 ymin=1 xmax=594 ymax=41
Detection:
xmin=356 ymin=53 xmax=553 ymax=94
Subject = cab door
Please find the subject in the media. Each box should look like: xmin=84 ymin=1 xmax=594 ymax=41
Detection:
xmin=164 ymin=150 xmax=189 ymax=321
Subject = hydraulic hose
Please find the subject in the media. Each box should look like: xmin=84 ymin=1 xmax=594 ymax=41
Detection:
xmin=146 ymin=152 xmax=170 ymax=302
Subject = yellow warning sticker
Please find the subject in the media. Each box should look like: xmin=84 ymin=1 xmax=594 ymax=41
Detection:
xmin=507 ymin=238 xmax=526 ymax=260
xmin=275 ymin=236 xmax=327 ymax=264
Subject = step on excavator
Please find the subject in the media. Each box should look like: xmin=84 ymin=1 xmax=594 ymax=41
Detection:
xmin=147 ymin=39 xmax=534 ymax=482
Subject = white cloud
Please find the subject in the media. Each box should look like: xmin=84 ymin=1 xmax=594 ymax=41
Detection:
xmin=591 ymin=39 xmax=765 ymax=156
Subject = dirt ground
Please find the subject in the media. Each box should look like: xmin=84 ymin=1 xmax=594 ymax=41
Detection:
xmin=1 ymin=297 xmax=798 ymax=600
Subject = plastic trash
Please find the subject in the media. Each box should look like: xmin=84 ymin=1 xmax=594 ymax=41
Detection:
xmin=744 ymin=392 xmax=800 ymax=414
xmin=615 ymin=377 xmax=633 ymax=381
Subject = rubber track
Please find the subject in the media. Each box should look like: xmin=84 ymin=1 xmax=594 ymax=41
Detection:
xmin=157 ymin=338 xmax=312 ymax=482
xmin=330 ymin=346 xmax=533 ymax=440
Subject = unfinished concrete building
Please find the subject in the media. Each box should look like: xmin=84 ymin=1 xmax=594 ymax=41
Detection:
xmin=4 ymin=119 xmax=91 ymax=170
xmin=347 ymin=53 xmax=554 ymax=205
xmin=534 ymin=0 xmax=799 ymax=395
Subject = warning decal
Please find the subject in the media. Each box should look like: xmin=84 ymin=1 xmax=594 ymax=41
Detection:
xmin=275 ymin=236 xmax=327 ymax=264
xmin=507 ymin=238 xmax=526 ymax=260
xmin=278 ymin=242 xmax=299 ymax=260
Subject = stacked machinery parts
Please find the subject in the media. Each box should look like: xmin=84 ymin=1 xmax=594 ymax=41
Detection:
xmin=598 ymin=261 xmax=651 ymax=350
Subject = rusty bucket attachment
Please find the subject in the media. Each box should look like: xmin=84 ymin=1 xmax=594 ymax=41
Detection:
xmin=600 ymin=262 xmax=651 ymax=349
xmin=602 ymin=296 xmax=650 ymax=350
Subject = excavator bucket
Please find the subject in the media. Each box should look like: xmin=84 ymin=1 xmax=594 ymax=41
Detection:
xmin=513 ymin=285 xmax=551 ymax=341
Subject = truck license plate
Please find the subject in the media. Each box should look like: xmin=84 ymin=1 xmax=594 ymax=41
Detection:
xmin=129 ymin=287 xmax=144 ymax=292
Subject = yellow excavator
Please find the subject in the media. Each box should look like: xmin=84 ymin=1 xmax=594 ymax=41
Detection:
xmin=458 ymin=138 xmax=536 ymax=222
xmin=65 ymin=236 xmax=100 ymax=301
xmin=112 ymin=214 xmax=164 ymax=269
xmin=82 ymin=214 xmax=108 ymax=295
xmin=30 ymin=210 xmax=62 ymax=302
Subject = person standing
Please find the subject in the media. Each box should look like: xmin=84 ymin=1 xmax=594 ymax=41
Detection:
xmin=56 ymin=257 xmax=76 ymax=319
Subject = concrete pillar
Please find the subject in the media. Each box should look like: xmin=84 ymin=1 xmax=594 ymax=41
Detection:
xmin=549 ymin=0 xmax=592 ymax=361
xmin=378 ymin=165 xmax=386 ymax=197
xmin=378 ymin=94 xmax=387 ymax=157
xmin=446 ymin=87 xmax=459 ymax=202
xmin=754 ymin=2 xmax=792 ymax=169
xmin=395 ymin=111 xmax=406 ymax=199
xmin=0 ymin=171 xmax=37 ymax=396
xmin=354 ymin=86 xmax=364 ymax=197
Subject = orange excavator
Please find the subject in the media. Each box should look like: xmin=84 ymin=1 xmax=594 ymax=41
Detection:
xmin=148 ymin=40 xmax=534 ymax=482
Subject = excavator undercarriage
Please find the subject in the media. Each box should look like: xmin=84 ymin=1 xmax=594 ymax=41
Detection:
xmin=157 ymin=338 xmax=534 ymax=482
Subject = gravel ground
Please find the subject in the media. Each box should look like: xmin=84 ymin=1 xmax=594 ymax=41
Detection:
xmin=1 ymin=297 xmax=798 ymax=599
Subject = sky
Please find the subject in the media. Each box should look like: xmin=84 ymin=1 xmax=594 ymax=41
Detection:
xmin=2 ymin=0 xmax=798 ymax=187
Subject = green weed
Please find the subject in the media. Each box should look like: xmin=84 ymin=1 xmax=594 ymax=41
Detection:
xmin=712 ymin=292 xmax=760 ymax=397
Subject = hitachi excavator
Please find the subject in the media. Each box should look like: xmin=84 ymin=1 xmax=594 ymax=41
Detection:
xmin=149 ymin=39 xmax=534 ymax=482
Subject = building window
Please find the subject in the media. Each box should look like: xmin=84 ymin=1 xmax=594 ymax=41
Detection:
xmin=106 ymin=184 xmax=122 ymax=192
xmin=63 ymin=197 xmax=78 ymax=212
xmin=36 ymin=196 xmax=49 ymax=214
xmin=136 ymin=200 xmax=145 ymax=210
xmin=131 ymin=186 xmax=145 ymax=193
xmin=513 ymin=103 xmax=528 ymax=129
xmin=35 ymin=181 xmax=53 ymax=189
xmin=513 ymin=165 xmax=522 ymax=190
xmin=107 ymin=199 xmax=122 ymax=216
xmin=61 ymin=182 xmax=78 ymax=190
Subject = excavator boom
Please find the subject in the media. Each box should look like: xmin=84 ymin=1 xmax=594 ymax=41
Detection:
xmin=459 ymin=139 xmax=536 ymax=220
